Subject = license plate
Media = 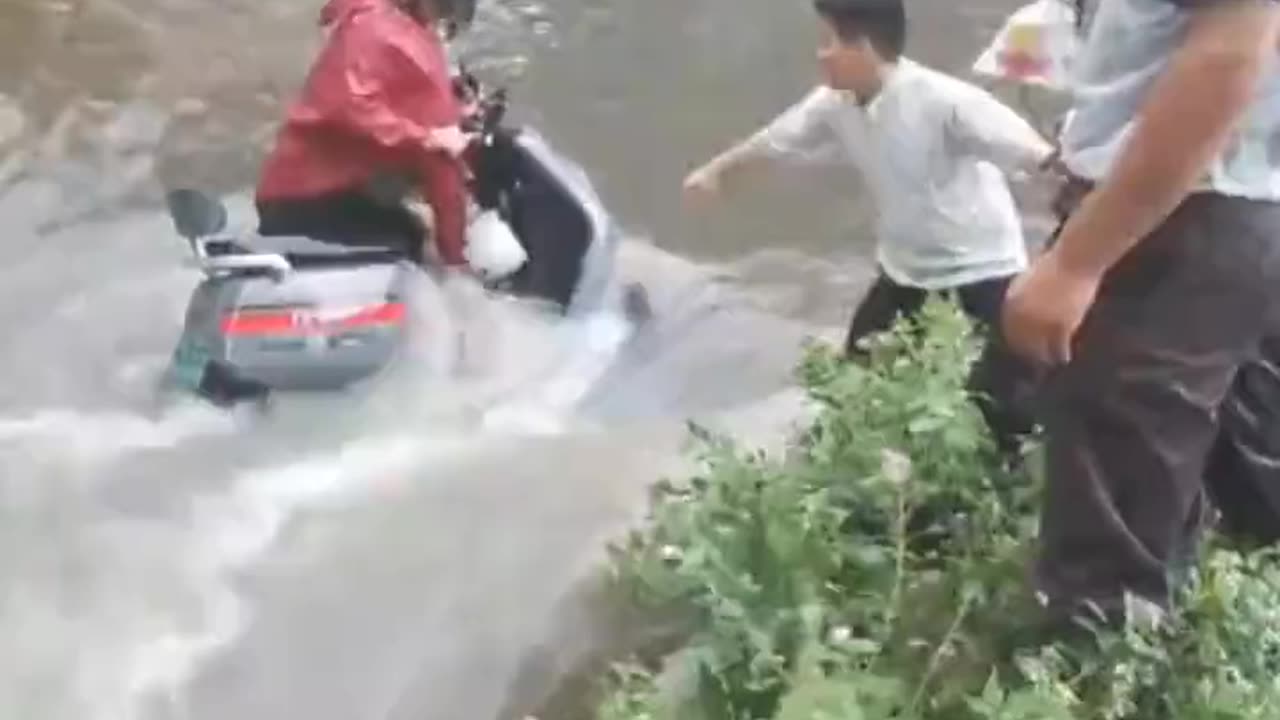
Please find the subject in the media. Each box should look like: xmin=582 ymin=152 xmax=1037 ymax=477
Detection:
xmin=170 ymin=339 xmax=210 ymax=390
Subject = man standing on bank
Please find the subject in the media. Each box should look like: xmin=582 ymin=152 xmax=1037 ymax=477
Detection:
xmin=1003 ymin=0 xmax=1280 ymax=627
xmin=683 ymin=0 xmax=1055 ymax=456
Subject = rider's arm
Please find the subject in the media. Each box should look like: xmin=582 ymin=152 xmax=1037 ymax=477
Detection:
xmin=944 ymin=82 xmax=1055 ymax=176
xmin=418 ymin=153 xmax=469 ymax=267
xmin=306 ymin=17 xmax=469 ymax=266
xmin=695 ymin=86 xmax=845 ymax=190
xmin=1053 ymin=0 xmax=1280 ymax=279
xmin=404 ymin=36 xmax=471 ymax=268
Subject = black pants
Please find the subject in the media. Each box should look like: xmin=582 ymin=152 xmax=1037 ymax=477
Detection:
xmin=844 ymin=273 xmax=1010 ymax=352
xmin=256 ymin=188 xmax=426 ymax=262
xmin=1036 ymin=188 xmax=1280 ymax=619
xmin=844 ymin=272 xmax=1040 ymax=457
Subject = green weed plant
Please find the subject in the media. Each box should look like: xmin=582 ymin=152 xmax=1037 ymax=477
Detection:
xmin=595 ymin=297 xmax=1280 ymax=720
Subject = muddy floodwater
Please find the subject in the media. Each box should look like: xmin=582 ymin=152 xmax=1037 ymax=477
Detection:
xmin=0 ymin=1 xmax=1042 ymax=718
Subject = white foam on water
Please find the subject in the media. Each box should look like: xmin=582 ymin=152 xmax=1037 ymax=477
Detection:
xmin=0 ymin=367 xmax=522 ymax=720
xmin=0 ymin=92 xmax=25 ymax=147
xmin=0 ymin=404 xmax=237 ymax=469
xmin=74 ymin=271 xmax=641 ymax=717
xmin=104 ymin=428 xmax=492 ymax=720
xmin=0 ymin=226 xmax=825 ymax=720
xmin=381 ymin=262 xmax=638 ymax=438
xmin=481 ymin=309 xmax=634 ymax=435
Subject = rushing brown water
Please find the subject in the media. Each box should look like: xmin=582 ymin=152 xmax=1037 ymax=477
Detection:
xmin=0 ymin=1 xmax=1039 ymax=719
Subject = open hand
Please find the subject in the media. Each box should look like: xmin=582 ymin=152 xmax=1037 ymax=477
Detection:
xmin=1002 ymin=248 xmax=1102 ymax=366
xmin=682 ymin=165 xmax=723 ymax=209
xmin=1040 ymin=147 xmax=1069 ymax=177
xmin=425 ymin=125 xmax=474 ymax=157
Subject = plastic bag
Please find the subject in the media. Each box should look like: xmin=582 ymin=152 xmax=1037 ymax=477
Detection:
xmin=465 ymin=209 xmax=527 ymax=280
xmin=973 ymin=0 xmax=1078 ymax=92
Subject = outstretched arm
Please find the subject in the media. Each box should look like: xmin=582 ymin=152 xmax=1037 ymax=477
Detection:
xmin=684 ymin=86 xmax=846 ymax=204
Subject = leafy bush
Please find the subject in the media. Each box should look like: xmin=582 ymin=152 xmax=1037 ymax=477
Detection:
xmin=593 ymin=297 xmax=1280 ymax=720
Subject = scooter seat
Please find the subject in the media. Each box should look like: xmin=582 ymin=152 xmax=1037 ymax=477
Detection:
xmin=216 ymin=233 xmax=406 ymax=268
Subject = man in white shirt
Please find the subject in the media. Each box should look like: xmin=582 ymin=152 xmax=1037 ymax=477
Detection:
xmin=683 ymin=0 xmax=1055 ymax=453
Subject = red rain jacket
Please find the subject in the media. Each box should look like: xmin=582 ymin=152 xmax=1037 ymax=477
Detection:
xmin=256 ymin=0 xmax=468 ymax=265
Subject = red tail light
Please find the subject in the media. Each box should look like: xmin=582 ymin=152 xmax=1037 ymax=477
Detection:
xmin=221 ymin=302 xmax=406 ymax=337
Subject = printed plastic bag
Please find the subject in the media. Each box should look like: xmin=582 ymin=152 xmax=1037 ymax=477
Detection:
xmin=973 ymin=0 xmax=1078 ymax=92
xmin=465 ymin=208 xmax=527 ymax=280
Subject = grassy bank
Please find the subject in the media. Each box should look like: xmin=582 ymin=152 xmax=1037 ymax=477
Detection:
xmin=581 ymin=298 xmax=1280 ymax=720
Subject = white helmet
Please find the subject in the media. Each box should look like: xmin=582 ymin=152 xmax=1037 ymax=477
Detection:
xmin=465 ymin=209 xmax=528 ymax=281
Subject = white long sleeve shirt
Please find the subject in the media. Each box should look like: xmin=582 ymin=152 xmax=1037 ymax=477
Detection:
xmin=744 ymin=57 xmax=1052 ymax=290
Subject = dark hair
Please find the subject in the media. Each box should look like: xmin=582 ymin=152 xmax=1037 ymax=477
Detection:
xmin=394 ymin=0 xmax=474 ymax=36
xmin=812 ymin=0 xmax=907 ymax=60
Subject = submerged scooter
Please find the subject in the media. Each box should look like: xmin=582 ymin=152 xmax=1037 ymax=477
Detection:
xmin=160 ymin=77 xmax=631 ymax=408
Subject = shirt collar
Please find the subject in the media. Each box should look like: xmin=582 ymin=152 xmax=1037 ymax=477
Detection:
xmin=864 ymin=58 xmax=914 ymax=116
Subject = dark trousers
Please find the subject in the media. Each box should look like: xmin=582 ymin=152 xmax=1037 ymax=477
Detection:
xmin=844 ymin=273 xmax=1010 ymax=351
xmin=1036 ymin=188 xmax=1280 ymax=617
xmin=256 ymin=188 xmax=426 ymax=263
xmin=844 ymin=272 xmax=1041 ymax=458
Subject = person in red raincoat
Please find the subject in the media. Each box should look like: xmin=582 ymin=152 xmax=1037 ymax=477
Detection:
xmin=255 ymin=0 xmax=474 ymax=268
